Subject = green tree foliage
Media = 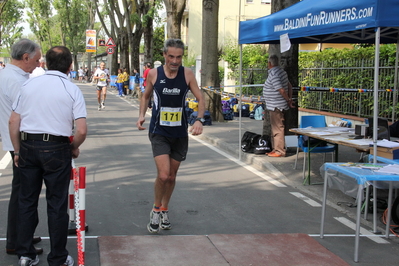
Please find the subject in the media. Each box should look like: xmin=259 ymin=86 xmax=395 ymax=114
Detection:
xmin=53 ymin=0 xmax=89 ymax=70
xmin=221 ymin=41 xmax=268 ymax=94
xmin=221 ymin=41 xmax=269 ymax=69
xmin=153 ymin=26 xmax=165 ymax=64
xmin=0 ymin=0 xmax=24 ymax=52
xmin=26 ymin=0 xmax=53 ymax=51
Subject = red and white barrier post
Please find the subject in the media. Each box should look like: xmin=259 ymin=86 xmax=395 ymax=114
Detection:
xmin=68 ymin=161 xmax=76 ymax=234
xmin=77 ymin=167 xmax=86 ymax=266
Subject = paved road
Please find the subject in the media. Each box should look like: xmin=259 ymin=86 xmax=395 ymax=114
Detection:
xmin=1 ymin=82 xmax=399 ymax=265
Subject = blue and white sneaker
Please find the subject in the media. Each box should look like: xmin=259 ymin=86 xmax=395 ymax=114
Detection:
xmin=19 ymin=255 xmax=39 ymax=266
xmin=160 ymin=210 xmax=172 ymax=230
xmin=147 ymin=210 xmax=161 ymax=233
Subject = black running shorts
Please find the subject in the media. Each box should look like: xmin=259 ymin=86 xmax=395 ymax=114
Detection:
xmin=149 ymin=133 xmax=188 ymax=162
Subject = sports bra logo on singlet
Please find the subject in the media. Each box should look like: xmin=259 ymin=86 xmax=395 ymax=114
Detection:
xmin=162 ymin=88 xmax=181 ymax=95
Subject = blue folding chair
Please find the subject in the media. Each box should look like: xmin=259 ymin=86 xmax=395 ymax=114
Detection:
xmin=294 ymin=115 xmax=337 ymax=184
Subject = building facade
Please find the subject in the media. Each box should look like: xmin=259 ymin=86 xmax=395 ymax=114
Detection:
xmin=183 ymin=0 xmax=272 ymax=59
xmin=182 ymin=0 xmax=353 ymax=59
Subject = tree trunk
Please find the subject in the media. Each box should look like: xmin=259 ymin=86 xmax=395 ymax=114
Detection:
xmin=163 ymin=0 xmax=186 ymax=39
xmin=264 ymin=0 xmax=300 ymax=136
xmin=131 ymin=31 xmax=142 ymax=71
xmin=143 ymin=20 xmax=154 ymax=64
xmin=119 ymin=28 xmax=130 ymax=71
xmin=127 ymin=0 xmax=142 ymax=72
xmin=201 ymin=0 xmax=223 ymax=122
xmin=143 ymin=0 xmax=155 ymax=64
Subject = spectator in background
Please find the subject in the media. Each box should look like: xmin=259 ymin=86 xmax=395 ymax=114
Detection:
xmin=0 ymin=39 xmax=43 ymax=257
xmin=29 ymin=57 xmax=46 ymax=78
xmin=116 ymin=68 xmax=125 ymax=97
xmin=262 ymin=54 xmax=294 ymax=157
xmin=143 ymin=62 xmax=152 ymax=108
xmin=78 ymin=67 xmax=84 ymax=83
xmin=132 ymin=68 xmax=140 ymax=99
xmin=122 ymin=68 xmax=129 ymax=95
xmin=84 ymin=67 xmax=89 ymax=83
xmin=9 ymin=45 xmax=87 ymax=266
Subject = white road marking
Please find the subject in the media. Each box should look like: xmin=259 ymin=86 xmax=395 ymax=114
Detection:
xmin=0 ymin=152 xmax=11 ymax=170
xmin=289 ymin=192 xmax=322 ymax=207
xmin=190 ymin=135 xmax=286 ymax=187
xmin=334 ymin=217 xmax=390 ymax=244
xmin=309 ymin=233 xmax=396 ymax=238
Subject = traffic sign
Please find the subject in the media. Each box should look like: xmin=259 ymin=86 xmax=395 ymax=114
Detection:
xmin=106 ymin=37 xmax=116 ymax=47
xmin=107 ymin=47 xmax=115 ymax=54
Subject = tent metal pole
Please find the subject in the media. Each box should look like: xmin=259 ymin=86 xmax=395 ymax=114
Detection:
xmin=372 ymin=28 xmax=380 ymax=165
xmin=238 ymin=0 xmax=243 ymax=161
xmin=239 ymin=45 xmax=243 ymax=161
xmin=372 ymin=27 xmax=381 ymax=235
xmin=392 ymin=37 xmax=399 ymax=122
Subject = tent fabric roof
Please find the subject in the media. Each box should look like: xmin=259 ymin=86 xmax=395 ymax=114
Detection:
xmin=239 ymin=0 xmax=399 ymax=44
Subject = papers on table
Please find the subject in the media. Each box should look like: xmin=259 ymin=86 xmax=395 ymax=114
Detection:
xmin=375 ymin=164 xmax=399 ymax=174
xmin=342 ymin=139 xmax=399 ymax=148
xmin=340 ymin=163 xmax=383 ymax=170
xmin=325 ymin=127 xmax=353 ymax=132
xmin=375 ymin=139 xmax=399 ymax=148
xmin=344 ymin=139 xmax=372 ymax=145
xmin=309 ymin=131 xmax=342 ymax=136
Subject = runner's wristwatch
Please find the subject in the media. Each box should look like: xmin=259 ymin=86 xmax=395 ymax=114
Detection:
xmin=196 ymin=117 xmax=205 ymax=124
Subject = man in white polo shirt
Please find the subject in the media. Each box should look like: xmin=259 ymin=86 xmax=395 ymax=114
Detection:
xmin=0 ymin=39 xmax=43 ymax=257
xmin=9 ymin=46 xmax=87 ymax=266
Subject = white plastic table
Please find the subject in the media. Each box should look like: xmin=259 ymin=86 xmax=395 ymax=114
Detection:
xmin=320 ymin=163 xmax=399 ymax=262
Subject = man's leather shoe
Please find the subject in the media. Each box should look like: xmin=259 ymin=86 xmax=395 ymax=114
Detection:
xmin=6 ymin=247 xmax=43 ymax=255
xmin=32 ymin=236 xmax=42 ymax=244
xmin=267 ymin=151 xmax=284 ymax=157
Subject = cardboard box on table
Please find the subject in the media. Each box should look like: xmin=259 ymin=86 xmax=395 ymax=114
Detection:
xmin=370 ymin=146 xmax=399 ymax=159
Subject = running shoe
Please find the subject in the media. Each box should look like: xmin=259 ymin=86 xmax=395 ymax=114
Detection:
xmin=19 ymin=255 xmax=39 ymax=266
xmin=147 ymin=210 xmax=160 ymax=233
xmin=160 ymin=210 xmax=172 ymax=230
xmin=98 ymin=104 xmax=101 ymax=111
xmin=101 ymin=102 xmax=105 ymax=109
xmin=61 ymin=255 xmax=74 ymax=266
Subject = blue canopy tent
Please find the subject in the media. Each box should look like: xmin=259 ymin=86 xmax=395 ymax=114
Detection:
xmin=238 ymin=0 xmax=399 ymax=261
xmin=238 ymin=0 xmax=399 ymax=158
xmin=239 ymin=0 xmax=399 ymax=44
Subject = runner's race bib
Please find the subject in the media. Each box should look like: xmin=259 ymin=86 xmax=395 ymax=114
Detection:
xmin=160 ymin=107 xmax=182 ymax=127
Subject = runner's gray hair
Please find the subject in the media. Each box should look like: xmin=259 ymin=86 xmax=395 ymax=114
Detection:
xmin=163 ymin=39 xmax=185 ymax=53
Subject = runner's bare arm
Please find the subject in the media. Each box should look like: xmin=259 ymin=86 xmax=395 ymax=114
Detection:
xmin=136 ymin=68 xmax=157 ymax=130
xmin=186 ymin=68 xmax=205 ymax=136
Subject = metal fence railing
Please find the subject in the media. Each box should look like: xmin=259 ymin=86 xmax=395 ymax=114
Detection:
xmin=227 ymin=59 xmax=398 ymax=121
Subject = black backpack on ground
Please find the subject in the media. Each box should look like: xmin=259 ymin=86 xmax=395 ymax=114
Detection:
xmin=241 ymin=131 xmax=272 ymax=154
